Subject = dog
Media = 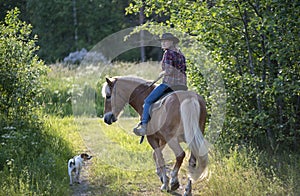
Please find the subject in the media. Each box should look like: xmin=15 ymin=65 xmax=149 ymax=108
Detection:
xmin=68 ymin=153 xmax=92 ymax=185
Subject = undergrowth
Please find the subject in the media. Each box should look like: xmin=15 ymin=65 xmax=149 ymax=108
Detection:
xmin=1 ymin=116 xmax=297 ymax=195
xmin=0 ymin=116 xmax=84 ymax=195
xmin=76 ymin=118 xmax=299 ymax=195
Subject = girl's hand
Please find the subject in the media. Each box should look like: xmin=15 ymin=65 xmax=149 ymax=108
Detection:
xmin=159 ymin=71 xmax=166 ymax=77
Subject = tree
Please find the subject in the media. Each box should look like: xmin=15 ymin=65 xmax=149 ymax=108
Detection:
xmin=127 ymin=0 xmax=300 ymax=151
xmin=26 ymin=0 xmax=132 ymax=63
xmin=0 ymin=8 xmax=46 ymax=128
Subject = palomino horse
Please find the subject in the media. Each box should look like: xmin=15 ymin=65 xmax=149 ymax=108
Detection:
xmin=102 ymin=76 xmax=208 ymax=195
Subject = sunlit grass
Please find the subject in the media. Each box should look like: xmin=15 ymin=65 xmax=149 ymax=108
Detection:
xmin=16 ymin=61 xmax=296 ymax=195
xmin=197 ymin=149 xmax=288 ymax=195
xmin=72 ymin=117 xmax=297 ymax=195
xmin=74 ymin=117 xmax=154 ymax=171
xmin=0 ymin=115 xmax=84 ymax=195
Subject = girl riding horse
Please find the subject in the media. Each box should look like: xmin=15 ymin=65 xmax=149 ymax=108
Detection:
xmin=134 ymin=33 xmax=187 ymax=136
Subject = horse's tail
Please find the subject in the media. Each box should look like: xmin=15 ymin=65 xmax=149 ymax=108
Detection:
xmin=180 ymin=96 xmax=209 ymax=182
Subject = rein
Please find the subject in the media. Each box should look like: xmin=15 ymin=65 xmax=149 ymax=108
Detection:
xmin=108 ymin=75 xmax=161 ymax=121
xmin=128 ymin=75 xmax=163 ymax=104
xmin=130 ymin=75 xmax=163 ymax=144
xmin=112 ymin=75 xmax=163 ymax=144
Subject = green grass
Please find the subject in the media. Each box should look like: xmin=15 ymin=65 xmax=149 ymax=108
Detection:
xmin=199 ymin=149 xmax=289 ymax=195
xmin=2 ymin=61 xmax=298 ymax=195
xmin=0 ymin=115 xmax=85 ymax=195
xmin=72 ymin=117 xmax=298 ymax=195
xmin=42 ymin=62 xmax=162 ymax=117
xmin=74 ymin=117 xmax=169 ymax=195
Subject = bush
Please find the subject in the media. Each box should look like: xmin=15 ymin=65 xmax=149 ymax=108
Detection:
xmin=0 ymin=8 xmax=46 ymax=128
xmin=0 ymin=8 xmax=75 ymax=195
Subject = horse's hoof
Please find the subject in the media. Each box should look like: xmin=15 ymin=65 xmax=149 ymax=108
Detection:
xmin=184 ymin=191 xmax=192 ymax=196
xmin=170 ymin=180 xmax=180 ymax=191
xmin=184 ymin=187 xmax=192 ymax=196
xmin=160 ymin=176 xmax=163 ymax=183
xmin=160 ymin=184 xmax=170 ymax=192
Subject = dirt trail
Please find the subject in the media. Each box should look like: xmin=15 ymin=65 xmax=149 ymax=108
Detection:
xmin=69 ymin=118 xmax=190 ymax=196
xmin=70 ymin=160 xmax=93 ymax=196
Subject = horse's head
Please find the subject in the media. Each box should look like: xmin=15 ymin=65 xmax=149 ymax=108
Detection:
xmin=102 ymin=76 xmax=152 ymax=125
xmin=102 ymin=78 xmax=117 ymax=124
xmin=102 ymin=77 xmax=133 ymax=125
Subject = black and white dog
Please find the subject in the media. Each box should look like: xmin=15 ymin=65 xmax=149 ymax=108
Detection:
xmin=68 ymin=153 xmax=92 ymax=185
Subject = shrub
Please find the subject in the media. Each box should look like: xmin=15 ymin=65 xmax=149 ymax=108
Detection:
xmin=0 ymin=8 xmax=72 ymax=195
xmin=0 ymin=8 xmax=46 ymax=128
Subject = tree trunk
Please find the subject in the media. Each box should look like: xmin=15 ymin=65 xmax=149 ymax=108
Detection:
xmin=139 ymin=1 xmax=146 ymax=62
xmin=72 ymin=0 xmax=78 ymax=50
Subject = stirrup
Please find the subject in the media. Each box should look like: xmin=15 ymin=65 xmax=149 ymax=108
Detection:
xmin=134 ymin=122 xmax=142 ymax=129
xmin=133 ymin=123 xmax=147 ymax=136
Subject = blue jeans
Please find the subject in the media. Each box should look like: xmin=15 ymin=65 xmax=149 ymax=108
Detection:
xmin=141 ymin=83 xmax=169 ymax=125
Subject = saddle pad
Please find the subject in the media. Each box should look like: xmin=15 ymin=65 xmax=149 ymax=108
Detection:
xmin=150 ymin=90 xmax=185 ymax=113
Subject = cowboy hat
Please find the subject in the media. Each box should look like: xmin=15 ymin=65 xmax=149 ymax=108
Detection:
xmin=158 ymin=33 xmax=180 ymax=44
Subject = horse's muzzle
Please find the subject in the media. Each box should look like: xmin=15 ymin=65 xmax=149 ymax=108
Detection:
xmin=104 ymin=112 xmax=117 ymax=125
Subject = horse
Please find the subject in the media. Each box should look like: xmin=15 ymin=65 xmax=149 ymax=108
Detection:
xmin=102 ymin=76 xmax=209 ymax=195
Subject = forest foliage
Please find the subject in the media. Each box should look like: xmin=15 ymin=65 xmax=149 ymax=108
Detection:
xmin=0 ymin=0 xmax=134 ymax=63
xmin=1 ymin=0 xmax=298 ymax=151
xmin=0 ymin=9 xmax=73 ymax=195
xmin=0 ymin=3 xmax=299 ymax=194
xmin=0 ymin=8 xmax=46 ymax=129
xmin=127 ymin=0 xmax=300 ymax=152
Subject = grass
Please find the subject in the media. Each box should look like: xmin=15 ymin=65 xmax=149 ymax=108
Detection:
xmin=72 ymin=117 xmax=298 ymax=195
xmin=0 ymin=115 xmax=84 ymax=195
xmin=199 ymin=149 xmax=287 ymax=195
xmin=43 ymin=62 xmax=161 ymax=117
xmin=1 ymin=62 xmax=298 ymax=195
xmin=74 ymin=117 xmax=172 ymax=195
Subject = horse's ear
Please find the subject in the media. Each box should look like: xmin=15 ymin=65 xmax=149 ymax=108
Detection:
xmin=106 ymin=78 xmax=114 ymax=87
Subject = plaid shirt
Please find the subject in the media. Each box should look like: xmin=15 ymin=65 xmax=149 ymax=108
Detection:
xmin=161 ymin=49 xmax=187 ymax=87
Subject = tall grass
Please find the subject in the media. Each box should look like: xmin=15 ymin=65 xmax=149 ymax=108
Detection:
xmin=198 ymin=147 xmax=291 ymax=195
xmin=42 ymin=62 xmax=161 ymax=117
xmin=2 ymin=62 xmax=296 ymax=195
xmin=0 ymin=116 xmax=86 ymax=195
xmin=79 ymin=117 xmax=298 ymax=195
xmin=40 ymin=62 xmax=298 ymax=195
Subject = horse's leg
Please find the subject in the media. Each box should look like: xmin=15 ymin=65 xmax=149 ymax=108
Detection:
xmin=167 ymin=138 xmax=185 ymax=191
xmin=184 ymin=178 xmax=192 ymax=196
xmin=152 ymin=143 xmax=166 ymax=183
xmin=189 ymin=153 xmax=196 ymax=167
xmin=153 ymin=147 xmax=170 ymax=191
xmin=148 ymin=137 xmax=169 ymax=191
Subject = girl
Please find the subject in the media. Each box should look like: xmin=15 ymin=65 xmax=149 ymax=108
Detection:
xmin=134 ymin=33 xmax=187 ymax=136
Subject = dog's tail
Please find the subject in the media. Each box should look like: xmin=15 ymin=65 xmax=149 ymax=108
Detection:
xmin=69 ymin=158 xmax=75 ymax=167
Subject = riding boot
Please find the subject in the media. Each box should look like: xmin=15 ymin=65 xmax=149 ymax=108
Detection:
xmin=133 ymin=123 xmax=147 ymax=136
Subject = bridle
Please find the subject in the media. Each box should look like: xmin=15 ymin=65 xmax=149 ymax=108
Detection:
xmin=107 ymin=75 xmax=163 ymax=115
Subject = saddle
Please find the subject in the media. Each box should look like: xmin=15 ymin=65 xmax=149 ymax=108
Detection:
xmin=150 ymin=85 xmax=188 ymax=113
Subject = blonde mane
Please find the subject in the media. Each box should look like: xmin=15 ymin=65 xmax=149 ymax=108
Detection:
xmin=115 ymin=75 xmax=149 ymax=84
xmin=102 ymin=76 xmax=149 ymax=98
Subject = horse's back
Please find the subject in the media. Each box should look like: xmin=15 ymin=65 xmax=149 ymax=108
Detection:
xmin=147 ymin=91 xmax=206 ymax=135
